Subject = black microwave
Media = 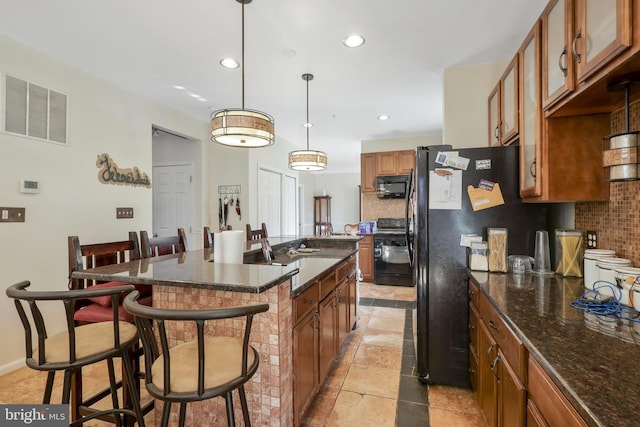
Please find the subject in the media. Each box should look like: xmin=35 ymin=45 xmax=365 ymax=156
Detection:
xmin=376 ymin=175 xmax=409 ymax=199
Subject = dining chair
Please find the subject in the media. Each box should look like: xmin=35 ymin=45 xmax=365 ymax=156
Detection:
xmin=67 ymin=232 xmax=153 ymax=422
xmin=140 ymin=228 xmax=188 ymax=258
xmin=245 ymin=223 xmax=268 ymax=241
xmin=123 ymin=291 xmax=269 ymax=427
xmin=343 ymin=223 xmax=359 ymax=236
xmin=204 ymin=226 xmax=214 ymax=249
xmin=6 ymin=281 xmax=145 ymax=427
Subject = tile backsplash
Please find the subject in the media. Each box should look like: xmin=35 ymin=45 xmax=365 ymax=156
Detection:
xmin=361 ymin=193 xmax=405 ymax=221
xmin=575 ymin=99 xmax=640 ymax=265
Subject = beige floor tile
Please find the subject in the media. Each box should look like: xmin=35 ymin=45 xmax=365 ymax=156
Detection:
xmin=368 ymin=316 xmax=405 ymax=332
xmin=361 ymin=328 xmax=404 ymax=348
xmin=301 ymin=386 xmax=340 ymax=426
xmin=357 ymin=305 xmax=375 ymax=315
xmin=352 ymin=344 xmax=403 ymax=370
xmin=391 ymin=286 xmax=416 ymax=302
xmin=341 ymin=364 xmax=400 ymax=399
xmin=327 ymin=390 xmax=397 ymax=427
xmin=428 ymin=384 xmax=482 ymax=415
xmin=372 ymin=306 xmax=407 ymax=320
xmin=429 ymin=407 xmax=487 ymax=427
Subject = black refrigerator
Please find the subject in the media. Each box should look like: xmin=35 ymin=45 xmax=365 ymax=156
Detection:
xmin=410 ymin=144 xmax=547 ymax=387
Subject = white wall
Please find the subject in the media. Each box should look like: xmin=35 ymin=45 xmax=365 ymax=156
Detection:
xmin=443 ymin=61 xmax=508 ymax=149
xmin=0 ymin=34 xmax=211 ymax=371
xmin=361 ymin=134 xmax=442 ymax=153
xmin=314 ymin=174 xmax=360 ymax=233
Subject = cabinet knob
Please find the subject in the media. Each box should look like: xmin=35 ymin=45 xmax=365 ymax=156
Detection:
xmin=306 ymin=299 xmax=313 ymax=305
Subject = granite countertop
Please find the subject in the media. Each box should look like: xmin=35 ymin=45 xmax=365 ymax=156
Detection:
xmin=72 ymin=236 xmax=358 ymax=295
xmin=469 ymin=271 xmax=640 ymax=427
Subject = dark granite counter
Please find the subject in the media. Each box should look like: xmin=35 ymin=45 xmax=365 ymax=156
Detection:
xmin=469 ymin=271 xmax=640 ymax=427
xmin=72 ymin=236 xmax=359 ymax=295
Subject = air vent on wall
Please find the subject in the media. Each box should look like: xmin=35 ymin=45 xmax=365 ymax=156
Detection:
xmin=3 ymin=74 xmax=68 ymax=144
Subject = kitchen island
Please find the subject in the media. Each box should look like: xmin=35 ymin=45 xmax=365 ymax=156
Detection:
xmin=72 ymin=235 xmax=361 ymax=427
xmin=469 ymin=271 xmax=640 ymax=427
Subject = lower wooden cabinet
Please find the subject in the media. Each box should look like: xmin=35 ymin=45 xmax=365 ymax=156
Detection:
xmin=293 ymin=260 xmax=358 ymax=425
xmin=293 ymin=309 xmax=318 ymax=424
xmin=479 ymin=321 xmax=498 ymax=427
xmin=498 ymin=349 xmax=526 ymax=427
xmin=359 ymin=235 xmax=374 ymax=281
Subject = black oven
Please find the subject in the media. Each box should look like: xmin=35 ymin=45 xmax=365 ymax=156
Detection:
xmin=373 ymin=229 xmax=413 ymax=287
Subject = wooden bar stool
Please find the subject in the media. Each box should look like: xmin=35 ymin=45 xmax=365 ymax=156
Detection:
xmin=245 ymin=223 xmax=268 ymax=241
xmin=123 ymin=291 xmax=269 ymax=427
xmin=140 ymin=228 xmax=188 ymax=258
xmin=6 ymin=281 xmax=145 ymax=427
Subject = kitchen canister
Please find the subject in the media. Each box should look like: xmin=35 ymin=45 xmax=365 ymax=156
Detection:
xmin=487 ymin=228 xmax=508 ymax=273
xmin=468 ymin=241 xmax=489 ymax=271
xmin=583 ymin=249 xmax=616 ymax=290
xmin=596 ymin=257 xmax=631 ymax=299
xmin=614 ymin=267 xmax=640 ymax=307
xmin=554 ymin=230 xmax=583 ymax=277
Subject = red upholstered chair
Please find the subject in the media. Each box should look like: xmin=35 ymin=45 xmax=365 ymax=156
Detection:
xmin=245 ymin=223 xmax=268 ymax=241
xmin=140 ymin=228 xmax=188 ymax=258
xmin=68 ymin=232 xmax=152 ymax=324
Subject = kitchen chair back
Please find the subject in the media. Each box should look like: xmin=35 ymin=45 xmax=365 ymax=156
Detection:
xmin=246 ymin=223 xmax=268 ymax=241
xmin=344 ymin=223 xmax=359 ymax=236
xmin=140 ymin=228 xmax=188 ymax=258
xmin=123 ymin=291 xmax=269 ymax=427
xmin=6 ymin=281 xmax=145 ymax=427
xmin=204 ymin=226 xmax=214 ymax=249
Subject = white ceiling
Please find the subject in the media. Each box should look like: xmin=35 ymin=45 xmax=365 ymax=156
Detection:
xmin=0 ymin=0 xmax=548 ymax=173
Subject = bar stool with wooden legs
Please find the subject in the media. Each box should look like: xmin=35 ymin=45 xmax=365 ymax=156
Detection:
xmin=123 ymin=291 xmax=269 ymax=427
xmin=6 ymin=281 xmax=145 ymax=427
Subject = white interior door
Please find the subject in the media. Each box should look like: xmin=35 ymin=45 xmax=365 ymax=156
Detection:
xmin=283 ymin=174 xmax=298 ymax=236
xmin=153 ymin=163 xmax=193 ymax=237
xmin=258 ymin=167 xmax=281 ymax=236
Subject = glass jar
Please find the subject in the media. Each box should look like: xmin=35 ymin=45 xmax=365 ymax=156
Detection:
xmin=555 ymin=230 xmax=583 ymax=277
xmin=487 ymin=228 xmax=508 ymax=273
xmin=468 ymin=241 xmax=489 ymax=271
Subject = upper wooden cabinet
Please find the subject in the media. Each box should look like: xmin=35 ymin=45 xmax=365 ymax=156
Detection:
xmin=488 ymin=55 xmax=520 ymax=146
xmin=573 ymin=0 xmax=632 ymax=83
xmin=360 ymin=150 xmax=415 ymax=193
xmin=542 ymin=0 xmax=576 ymax=109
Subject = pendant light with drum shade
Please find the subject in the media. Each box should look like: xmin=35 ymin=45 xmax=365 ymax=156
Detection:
xmin=210 ymin=0 xmax=275 ymax=148
xmin=289 ymin=73 xmax=328 ymax=171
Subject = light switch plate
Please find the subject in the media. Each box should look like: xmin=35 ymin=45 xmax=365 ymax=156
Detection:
xmin=0 ymin=207 xmax=26 ymax=222
xmin=116 ymin=207 xmax=134 ymax=219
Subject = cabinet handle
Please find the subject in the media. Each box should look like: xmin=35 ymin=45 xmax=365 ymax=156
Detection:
xmin=494 ymin=124 xmax=500 ymax=140
xmin=572 ymin=29 xmax=582 ymax=63
xmin=490 ymin=355 xmax=500 ymax=371
xmin=315 ymin=312 xmax=320 ymax=331
xmin=306 ymin=299 xmax=313 ymax=305
xmin=488 ymin=320 xmax=498 ymax=331
xmin=558 ymin=45 xmax=568 ymax=77
xmin=530 ymin=159 xmax=536 ymax=179
xmin=486 ymin=343 xmax=494 ymax=359
xmin=469 ymin=289 xmax=474 ymax=298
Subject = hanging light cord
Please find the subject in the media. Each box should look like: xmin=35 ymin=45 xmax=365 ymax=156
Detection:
xmin=241 ymin=1 xmax=245 ymax=110
xmin=306 ymin=76 xmax=310 ymax=150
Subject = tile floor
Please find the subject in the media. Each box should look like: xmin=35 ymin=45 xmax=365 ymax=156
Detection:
xmin=0 ymin=281 xmax=485 ymax=427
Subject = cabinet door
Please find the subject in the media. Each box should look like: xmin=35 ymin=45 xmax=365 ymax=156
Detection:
xmin=542 ymin=0 xmax=575 ymax=109
xmin=348 ymin=273 xmax=357 ymax=331
xmin=336 ymin=278 xmax=349 ymax=348
xmin=293 ymin=310 xmax=318 ymax=424
xmin=397 ymin=150 xmax=416 ymax=175
xmin=377 ymin=152 xmax=397 ymax=175
xmin=497 ymin=350 xmax=526 ymax=427
xmin=361 ymin=153 xmax=377 ymax=193
xmin=519 ymin=22 xmax=543 ymax=198
xmin=574 ymin=0 xmax=632 ymax=83
xmin=500 ymin=55 xmax=519 ymax=145
xmin=318 ymin=293 xmax=337 ymax=384
xmin=359 ymin=236 xmax=374 ymax=281
xmin=488 ymin=83 xmax=501 ymax=146
xmin=479 ymin=321 xmax=498 ymax=427
xmin=527 ymin=401 xmax=550 ymax=427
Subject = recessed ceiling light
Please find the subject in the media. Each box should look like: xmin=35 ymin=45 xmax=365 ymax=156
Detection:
xmin=303 ymin=122 xmax=313 ymax=128
xmin=378 ymin=115 xmax=390 ymax=121
xmin=343 ymin=34 xmax=365 ymax=48
xmin=189 ymin=93 xmax=201 ymax=98
xmin=173 ymin=85 xmax=185 ymax=90
xmin=220 ymin=58 xmax=239 ymax=69
xmin=197 ymin=97 xmax=207 ymax=102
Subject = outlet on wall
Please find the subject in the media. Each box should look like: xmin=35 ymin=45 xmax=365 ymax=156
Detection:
xmin=586 ymin=231 xmax=597 ymax=248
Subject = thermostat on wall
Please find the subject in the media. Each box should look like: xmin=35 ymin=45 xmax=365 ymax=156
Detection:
xmin=20 ymin=179 xmax=40 ymax=194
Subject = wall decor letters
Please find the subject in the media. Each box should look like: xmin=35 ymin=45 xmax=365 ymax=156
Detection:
xmin=96 ymin=153 xmax=151 ymax=188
